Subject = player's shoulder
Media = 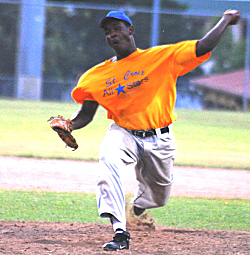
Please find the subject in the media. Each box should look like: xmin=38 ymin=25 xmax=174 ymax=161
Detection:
xmin=145 ymin=40 xmax=198 ymax=54
xmin=141 ymin=44 xmax=175 ymax=56
xmin=85 ymin=58 xmax=111 ymax=74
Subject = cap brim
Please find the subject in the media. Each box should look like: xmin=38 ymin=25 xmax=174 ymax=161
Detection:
xmin=99 ymin=17 xmax=132 ymax=28
xmin=99 ymin=17 xmax=112 ymax=28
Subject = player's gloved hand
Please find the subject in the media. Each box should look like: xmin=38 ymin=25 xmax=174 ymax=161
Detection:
xmin=48 ymin=115 xmax=78 ymax=151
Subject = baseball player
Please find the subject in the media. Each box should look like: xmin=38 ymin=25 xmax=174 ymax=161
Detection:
xmin=68 ymin=10 xmax=240 ymax=251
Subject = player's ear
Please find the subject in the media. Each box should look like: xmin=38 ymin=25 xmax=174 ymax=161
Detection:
xmin=129 ymin=25 xmax=135 ymax=35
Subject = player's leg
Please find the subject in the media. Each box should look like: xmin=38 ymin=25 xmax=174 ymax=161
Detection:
xmin=96 ymin=123 xmax=139 ymax=250
xmin=132 ymin=132 xmax=177 ymax=212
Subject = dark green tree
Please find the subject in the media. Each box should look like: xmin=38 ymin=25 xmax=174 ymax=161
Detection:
xmin=204 ymin=18 xmax=246 ymax=74
xmin=43 ymin=1 xmax=246 ymax=83
xmin=44 ymin=0 xmax=188 ymax=81
xmin=0 ymin=4 xmax=19 ymax=75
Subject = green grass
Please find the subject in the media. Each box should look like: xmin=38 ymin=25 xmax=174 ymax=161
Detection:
xmin=0 ymin=99 xmax=112 ymax=161
xmin=0 ymin=190 xmax=249 ymax=232
xmin=174 ymin=109 xmax=250 ymax=169
xmin=0 ymin=98 xmax=250 ymax=169
xmin=153 ymin=197 xmax=250 ymax=231
xmin=0 ymin=190 xmax=108 ymax=224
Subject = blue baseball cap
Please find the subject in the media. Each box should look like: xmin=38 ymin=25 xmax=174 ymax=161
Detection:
xmin=99 ymin=11 xmax=133 ymax=28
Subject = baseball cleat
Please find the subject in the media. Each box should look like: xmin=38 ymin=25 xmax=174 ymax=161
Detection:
xmin=103 ymin=229 xmax=130 ymax=251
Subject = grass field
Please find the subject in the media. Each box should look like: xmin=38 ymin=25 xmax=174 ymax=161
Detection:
xmin=0 ymin=98 xmax=250 ymax=232
xmin=1 ymin=191 xmax=249 ymax=232
xmin=0 ymin=99 xmax=250 ymax=169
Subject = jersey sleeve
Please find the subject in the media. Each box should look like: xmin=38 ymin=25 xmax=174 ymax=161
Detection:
xmin=71 ymin=87 xmax=95 ymax=104
xmin=71 ymin=60 xmax=110 ymax=104
xmin=173 ymin=40 xmax=210 ymax=76
xmin=71 ymin=73 xmax=95 ymax=104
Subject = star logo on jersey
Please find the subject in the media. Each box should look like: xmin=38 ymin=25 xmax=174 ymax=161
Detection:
xmin=115 ymin=84 xmax=125 ymax=95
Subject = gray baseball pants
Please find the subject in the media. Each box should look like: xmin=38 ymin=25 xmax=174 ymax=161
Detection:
xmin=96 ymin=122 xmax=177 ymax=224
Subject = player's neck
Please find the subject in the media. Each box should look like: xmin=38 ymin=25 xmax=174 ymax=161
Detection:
xmin=116 ymin=47 xmax=137 ymax=61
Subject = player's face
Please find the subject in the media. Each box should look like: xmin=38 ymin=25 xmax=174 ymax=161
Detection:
xmin=103 ymin=19 xmax=135 ymax=59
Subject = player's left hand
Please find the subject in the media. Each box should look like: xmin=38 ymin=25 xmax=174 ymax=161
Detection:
xmin=48 ymin=115 xmax=78 ymax=151
xmin=223 ymin=10 xmax=241 ymax=25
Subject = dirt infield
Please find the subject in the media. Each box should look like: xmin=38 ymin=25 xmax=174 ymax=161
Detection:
xmin=0 ymin=156 xmax=250 ymax=254
xmin=1 ymin=221 xmax=249 ymax=255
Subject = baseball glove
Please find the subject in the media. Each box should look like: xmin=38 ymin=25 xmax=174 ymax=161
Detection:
xmin=223 ymin=10 xmax=241 ymax=25
xmin=48 ymin=115 xmax=78 ymax=151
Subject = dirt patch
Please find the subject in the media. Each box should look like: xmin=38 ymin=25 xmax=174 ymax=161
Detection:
xmin=0 ymin=156 xmax=250 ymax=254
xmin=0 ymin=221 xmax=249 ymax=254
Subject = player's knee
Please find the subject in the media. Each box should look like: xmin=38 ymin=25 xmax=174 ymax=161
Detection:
xmin=155 ymin=198 xmax=169 ymax=208
xmin=153 ymin=186 xmax=172 ymax=207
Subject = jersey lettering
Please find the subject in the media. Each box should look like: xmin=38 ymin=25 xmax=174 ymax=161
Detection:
xmin=106 ymin=78 xmax=116 ymax=87
xmin=124 ymin=70 xmax=145 ymax=80
xmin=127 ymin=77 xmax=148 ymax=89
xmin=103 ymin=88 xmax=114 ymax=97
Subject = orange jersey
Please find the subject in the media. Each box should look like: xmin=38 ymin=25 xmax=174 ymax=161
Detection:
xmin=72 ymin=40 xmax=210 ymax=130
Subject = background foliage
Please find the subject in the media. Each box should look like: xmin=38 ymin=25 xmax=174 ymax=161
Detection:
xmin=0 ymin=1 xmax=246 ymax=83
xmin=0 ymin=3 xmax=19 ymax=75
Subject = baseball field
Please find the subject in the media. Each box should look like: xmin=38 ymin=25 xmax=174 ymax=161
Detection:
xmin=0 ymin=99 xmax=250 ymax=254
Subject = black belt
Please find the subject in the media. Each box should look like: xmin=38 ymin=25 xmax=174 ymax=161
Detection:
xmin=131 ymin=126 xmax=169 ymax=138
